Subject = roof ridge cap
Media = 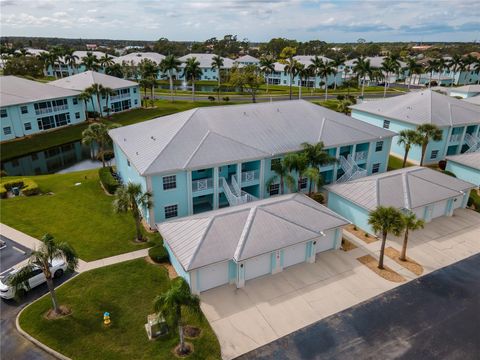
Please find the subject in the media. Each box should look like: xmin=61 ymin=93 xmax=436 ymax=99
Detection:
xmin=183 ymin=130 xmax=211 ymax=168
xmin=402 ymin=172 xmax=412 ymax=209
xmin=411 ymin=169 xmax=467 ymax=194
xmin=233 ymin=207 xmax=257 ymax=261
xmin=260 ymin=206 xmax=322 ymax=235
xmin=205 ymin=130 xmax=271 ymax=155
xmin=186 ymin=217 xmax=215 ymax=270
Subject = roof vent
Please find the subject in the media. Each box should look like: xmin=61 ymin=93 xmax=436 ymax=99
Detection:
xmin=124 ymin=138 xmax=126 ymax=142
xmin=151 ymin=136 xmax=156 ymax=141
xmin=136 ymin=152 xmax=139 ymax=155
xmin=277 ymin=108 xmax=280 ymax=112
xmin=243 ymin=111 xmax=247 ymax=116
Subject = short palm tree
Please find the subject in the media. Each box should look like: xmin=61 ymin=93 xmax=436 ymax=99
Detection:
xmin=295 ymin=62 xmax=309 ymax=99
xmin=139 ymin=78 xmax=151 ymax=107
xmin=81 ymin=52 xmax=100 ymax=71
xmin=397 ymin=129 xmax=422 ymax=167
xmin=436 ymin=57 xmax=449 ymax=83
xmin=82 ymin=122 xmax=119 ymax=167
xmin=368 ymin=206 xmax=405 ymax=269
xmin=400 ymin=212 xmax=424 ymax=261
xmin=303 ymin=166 xmax=322 ymax=195
xmin=331 ymin=56 xmax=345 ymax=90
xmin=99 ymin=54 xmax=114 ymax=70
xmin=417 ymin=124 xmax=443 ymax=166
xmin=425 ymin=59 xmax=439 ymax=88
xmin=259 ymin=55 xmax=275 ymax=93
xmin=113 ymin=182 xmax=152 ymax=242
xmin=182 ymin=57 xmax=202 ymax=101
xmin=9 ymin=234 xmax=78 ymax=315
xmin=279 ymin=46 xmax=297 ymax=100
xmin=404 ymin=57 xmax=420 ymax=88
xmin=100 ymin=86 xmax=116 ymax=117
xmin=160 ymin=55 xmax=181 ymax=102
xmin=78 ymin=89 xmax=92 ymax=120
xmin=316 ymin=59 xmax=335 ymax=100
xmin=211 ymin=55 xmax=224 ymax=101
xmin=64 ymin=49 xmax=79 ymax=75
xmin=301 ymin=141 xmax=337 ymax=169
xmin=153 ymin=277 xmax=202 ymax=355
xmin=448 ymin=54 xmax=463 ymax=86
xmin=337 ymin=99 xmax=352 ymax=115
xmin=266 ymin=158 xmax=295 ymax=195
xmin=381 ymin=57 xmax=398 ymax=97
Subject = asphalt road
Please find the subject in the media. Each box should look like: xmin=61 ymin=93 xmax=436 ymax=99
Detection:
xmin=0 ymin=235 xmax=30 ymax=273
xmin=0 ymin=236 xmax=75 ymax=360
xmin=238 ymin=253 xmax=480 ymax=360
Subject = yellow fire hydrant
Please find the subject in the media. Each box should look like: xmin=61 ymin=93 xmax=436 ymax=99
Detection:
xmin=103 ymin=312 xmax=111 ymax=326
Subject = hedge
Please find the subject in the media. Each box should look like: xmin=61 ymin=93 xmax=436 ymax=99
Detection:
xmin=148 ymin=244 xmax=170 ymax=263
xmin=468 ymin=191 xmax=480 ymax=212
xmin=99 ymin=166 xmax=119 ymax=195
xmin=1 ymin=178 xmax=40 ymax=198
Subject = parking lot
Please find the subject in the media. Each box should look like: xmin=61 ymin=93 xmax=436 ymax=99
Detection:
xmin=0 ymin=235 xmax=30 ymax=274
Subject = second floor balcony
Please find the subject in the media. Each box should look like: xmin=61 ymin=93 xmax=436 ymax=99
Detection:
xmin=35 ymin=104 xmax=68 ymax=116
xmin=192 ymin=177 xmax=214 ymax=193
xmin=449 ymin=134 xmax=463 ymax=143
xmin=110 ymin=93 xmax=131 ymax=101
xmin=354 ymin=151 xmax=368 ymax=162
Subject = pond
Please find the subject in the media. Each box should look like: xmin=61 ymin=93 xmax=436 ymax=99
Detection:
xmin=1 ymin=141 xmax=111 ymax=177
xmin=156 ymin=83 xmax=242 ymax=93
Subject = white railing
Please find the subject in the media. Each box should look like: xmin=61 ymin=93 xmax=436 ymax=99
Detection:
xmin=354 ymin=151 xmax=368 ymax=162
xmin=336 ymin=154 xmax=368 ymax=183
xmin=449 ymin=134 xmax=462 ymax=143
xmin=110 ymin=93 xmax=130 ymax=101
xmin=231 ymin=175 xmax=242 ymax=196
xmin=220 ymin=177 xmax=257 ymax=207
xmin=464 ymin=133 xmax=480 ymax=154
xmin=241 ymin=170 xmax=259 ymax=183
xmin=241 ymin=190 xmax=258 ymax=202
xmin=221 ymin=177 xmax=241 ymax=206
xmin=192 ymin=177 xmax=213 ymax=192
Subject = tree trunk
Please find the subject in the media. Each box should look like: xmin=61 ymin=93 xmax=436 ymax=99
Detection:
xmin=298 ymin=79 xmax=302 ymax=99
xmin=429 ymin=72 xmax=432 ymax=88
xmin=150 ymin=85 xmax=154 ymax=107
xmin=400 ymin=228 xmax=409 ymax=261
xmin=402 ymin=147 xmax=409 ymax=168
xmin=280 ymin=176 xmax=284 ymax=195
xmin=169 ymin=73 xmax=174 ymax=102
xmin=179 ymin=324 xmax=186 ymax=353
xmin=192 ymin=77 xmax=195 ymax=102
xmin=217 ymin=74 xmax=221 ymax=102
xmin=324 ymin=76 xmax=328 ymax=100
xmin=134 ymin=213 xmax=143 ymax=241
xmin=420 ymin=143 xmax=427 ymax=166
xmin=334 ymin=71 xmax=337 ymax=90
xmin=266 ymin=74 xmax=269 ymax=93
xmin=361 ymin=77 xmax=366 ymax=98
xmin=289 ymin=73 xmax=293 ymax=100
xmin=378 ymin=232 xmax=387 ymax=269
xmin=97 ymin=94 xmax=103 ymax=118
xmin=408 ymin=73 xmax=412 ymax=89
xmin=252 ymin=90 xmax=256 ymax=103
xmin=383 ymin=72 xmax=388 ymax=98
xmin=100 ymin=143 xmax=105 ymax=167
xmin=308 ymin=179 xmax=313 ymax=196
xmin=46 ymin=277 xmax=60 ymax=314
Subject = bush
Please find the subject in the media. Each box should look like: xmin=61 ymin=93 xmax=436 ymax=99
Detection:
xmin=1 ymin=178 xmax=40 ymax=197
xmin=208 ymin=96 xmax=215 ymax=102
xmin=149 ymin=245 xmax=169 ymax=263
xmin=468 ymin=191 xmax=480 ymax=212
xmin=222 ymin=96 xmax=230 ymax=102
xmin=309 ymin=192 xmax=324 ymax=204
xmin=336 ymin=94 xmax=345 ymax=101
xmin=99 ymin=166 xmax=119 ymax=194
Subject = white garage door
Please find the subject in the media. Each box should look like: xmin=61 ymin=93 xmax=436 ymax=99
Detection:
xmin=452 ymin=195 xmax=463 ymax=210
xmin=244 ymin=253 xmax=271 ymax=281
xmin=315 ymin=231 xmax=335 ymax=253
xmin=197 ymin=261 xmax=229 ymax=292
xmin=412 ymin=207 xmax=425 ymax=220
xmin=283 ymin=243 xmax=307 ymax=268
xmin=431 ymin=200 xmax=448 ymax=219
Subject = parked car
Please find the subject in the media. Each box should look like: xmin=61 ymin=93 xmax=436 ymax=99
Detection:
xmin=0 ymin=258 xmax=67 ymax=300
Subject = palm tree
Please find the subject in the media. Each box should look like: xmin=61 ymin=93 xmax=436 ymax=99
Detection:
xmin=301 ymin=141 xmax=337 ymax=169
xmin=182 ymin=57 xmax=202 ymax=101
xmin=139 ymin=79 xmax=151 ymax=107
xmin=266 ymin=158 xmax=295 ymax=195
xmin=211 ymin=55 xmax=224 ymax=101
xmin=436 ymin=57 xmax=449 ymax=84
xmin=37 ymin=52 xmax=53 ymax=76
xmin=295 ymin=62 xmax=310 ymax=99
xmin=79 ymin=90 xmax=92 ymax=120
xmin=337 ymin=99 xmax=352 ymax=115
xmin=284 ymin=152 xmax=308 ymax=192
xmin=403 ymin=57 xmax=421 ymax=88
xmin=368 ymin=206 xmax=405 ymax=269
xmin=425 ymin=59 xmax=439 ymax=88
xmin=159 ymin=54 xmax=181 ymax=102
xmin=316 ymin=60 xmax=335 ymax=100
xmin=86 ymin=83 xmax=105 ymax=118
xmin=51 ymin=46 xmax=66 ymax=78
xmin=9 ymin=234 xmax=78 ymax=315
xmin=417 ymin=124 xmax=443 ymax=166
xmin=448 ymin=54 xmax=463 ymax=87
xmin=397 ymin=129 xmax=422 ymax=168
xmin=63 ymin=47 xmax=79 ymax=75
xmin=399 ymin=212 xmax=424 ymax=261
xmin=100 ymin=86 xmax=116 ymax=117
xmin=81 ymin=52 xmax=100 ymax=71
xmin=113 ymin=182 xmax=152 ymax=242
xmin=381 ymin=57 xmax=397 ymax=97
xmin=303 ymin=167 xmax=322 ymax=196
xmin=279 ymin=46 xmax=297 ymax=100
xmin=99 ymin=54 xmax=114 ymax=70
xmin=153 ymin=277 xmax=202 ymax=355
xmin=308 ymin=55 xmax=324 ymax=92
xmin=82 ymin=122 xmax=119 ymax=167
xmin=259 ymin=55 xmax=275 ymax=93
xmin=331 ymin=56 xmax=345 ymax=90
xmin=353 ymin=56 xmax=372 ymax=98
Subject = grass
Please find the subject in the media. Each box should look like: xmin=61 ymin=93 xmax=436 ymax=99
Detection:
xmin=0 ymin=169 xmax=161 ymax=261
xmin=19 ymin=259 xmax=221 ymax=360
xmin=387 ymin=155 xmax=414 ymax=171
xmin=312 ymin=99 xmax=344 ymax=112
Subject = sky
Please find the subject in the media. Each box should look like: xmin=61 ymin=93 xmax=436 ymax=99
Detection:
xmin=1 ymin=0 xmax=479 ymax=43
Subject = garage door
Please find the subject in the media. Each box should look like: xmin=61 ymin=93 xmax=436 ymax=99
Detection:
xmin=245 ymin=253 xmax=271 ymax=281
xmin=283 ymin=243 xmax=307 ymax=268
xmin=315 ymin=231 xmax=335 ymax=253
xmin=431 ymin=200 xmax=448 ymax=219
xmin=412 ymin=207 xmax=425 ymax=220
xmin=197 ymin=261 xmax=229 ymax=292
xmin=452 ymin=195 xmax=463 ymax=210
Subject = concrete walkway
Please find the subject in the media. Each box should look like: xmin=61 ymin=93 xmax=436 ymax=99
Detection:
xmin=0 ymin=223 xmax=148 ymax=273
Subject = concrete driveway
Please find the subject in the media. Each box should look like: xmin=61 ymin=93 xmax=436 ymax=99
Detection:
xmin=200 ymin=209 xmax=480 ymax=360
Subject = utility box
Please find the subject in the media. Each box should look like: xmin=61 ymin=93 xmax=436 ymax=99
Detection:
xmin=145 ymin=314 xmax=168 ymax=340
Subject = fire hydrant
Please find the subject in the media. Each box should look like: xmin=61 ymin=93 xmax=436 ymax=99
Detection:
xmin=103 ymin=312 xmax=111 ymax=326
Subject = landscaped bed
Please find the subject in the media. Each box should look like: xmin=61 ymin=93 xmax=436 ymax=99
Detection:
xmin=385 ymin=247 xmax=424 ymax=276
xmin=0 ymin=169 xmax=161 ymax=261
xmin=18 ymin=259 xmax=221 ymax=360
xmin=344 ymin=225 xmax=378 ymax=244
xmin=357 ymin=254 xmax=406 ymax=283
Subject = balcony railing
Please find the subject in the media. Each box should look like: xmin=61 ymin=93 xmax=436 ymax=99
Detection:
xmin=192 ymin=177 xmax=213 ymax=193
xmin=35 ymin=104 xmax=68 ymax=116
xmin=449 ymin=134 xmax=462 ymax=143
xmin=354 ymin=151 xmax=368 ymax=162
xmin=240 ymin=169 xmax=259 ymax=183
xmin=110 ymin=93 xmax=130 ymax=101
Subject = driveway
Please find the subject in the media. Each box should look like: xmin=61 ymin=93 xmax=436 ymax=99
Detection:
xmin=239 ymin=253 xmax=480 ymax=360
xmin=0 ymin=235 xmax=30 ymax=273
xmin=200 ymin=209 xmax=480 ymax=360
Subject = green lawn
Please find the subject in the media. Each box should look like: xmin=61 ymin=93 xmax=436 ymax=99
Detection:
xmin=387 ymin=155 xmax=414 ymax=171
xmin=312 ymin=99 xmax=344 ymax=112
xmin=0 ymin=169 xmax=161 ymax=261
xmin=19 ymin=259 xmax=221 ymax=360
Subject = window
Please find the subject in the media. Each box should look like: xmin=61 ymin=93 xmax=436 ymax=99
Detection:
xmin=430 ymin=150 xmax=439 ymax=159
xmin=298 ymin=178 xmax=307 ymax=190
xmin=24 ymin=122 xmax=32 ymax=131
xmin=271 ymin=158 xmax=281 ymax=171
xmin=127 ymin=159 xmax=131 ymax=167
xmin=134 ymin=99 xmax=138 ymax=105
xmin=133 ymin=88 xmax=137 ymax=93
xmin=3 ymin=126 xmax=12 ymax=135
xmin=31 ymin=153 xmax=38 ymax=160
xmin=372 ymin=163 xmax=380 ymax=173
xmin=73 ymin=97 xmax=78 ymax=105
xmin=269 ymin=183 xmax=280 ymax=196
xmin=383 ymin=120 xmax=390 ymax=129
xmin=163 ymin=175 xmax=177 ymax=190
xmin=375 ymin=141 xmax=383 ymax=152
xmin=21 ymin=106 xmax=28 ymax=114
xmin=164 ymin=204 xmax=178 ymax=219
xmin=37 ymin=115 xmax=55 ymax=130
xmin=75 ymin=112 xmax=80 ymax=119
xmin=0 ymin=109 xmax=7 ymax=118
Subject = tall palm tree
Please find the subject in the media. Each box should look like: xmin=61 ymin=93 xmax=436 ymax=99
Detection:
xmin=259 ymin=55 xmax=275 ymax=93
xmin=381 ymin=57 xmax=397 ymax=97
xmin=266 ymin=158 xmax=295 ymax=195
xmin=301 ymin=141 xmax=337 ymax=169
xmin=113 ymin=182 xmax=152 ymax=242
xmin=86 ymin=83 xmax=105 ymax=118
xmin=82 ymin=122 xmax=119 ymax=167
xmin=400 ymin=212 xmax=424 ymax=261
xmin=139 ymin=79 xmax=151 ymax=107
xmin=403 ymin=57 xmax=421 ymax=89
xmin=331 ymin=56 xmax=345 ymax=90
xmin=9 ymin=234 xmax=78 ymax=315
xmin=211 ymin=55 xmax=224 ymax=101
xmin=37 ymin=52 xmax=53 ymax=76
xmin=397 ymin=129 xmax=422 ymax=168
xmin=284 ymin=152 xmax=308 ymax=191
xmin=436 ymin=57 xmax=449 ymax=84
xmin=182 ymin=57 xmax=202 ymax=101
xmin=417 ymin=124 xmax=443 ymax=166
xmin=448 ymin=54 xmax=463 ymax=87
xmin=153 ymin=277 xmax=202 ymax=355
xmin=368 ymin=206 xmax=405 ymax=269
xmin=99 ymin=54 xmax=114 ymax=72
xmin=64 ymin=49 xmax=79 ymax=75
xmin=279 ymin=46 xmax=297 ymax=100
xmin=425 ymin=59 xmax=439 ymax=88
xmin=79 ymin=89 xmax=92 ymax=120
xmin=100 ymin=86 xmax=116 ymax=117
xmin=316 ymin=60 xmax=335 ymax=100
xmin=353 ymin=56 xmax=372 ymax=98
xmin=50 ymin=46 xmax=66 ymax=78
xmin=308 ymin=55 xmax=324 ymax=92
xmin=81 ymin=52 xmax=100 ymax=71
xmin=295 ymin=62 xmax=310 ymax=99
xmin=159 ymin=54 xmax=181 ymax=102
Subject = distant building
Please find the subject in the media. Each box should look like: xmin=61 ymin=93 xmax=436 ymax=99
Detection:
xmin=0 ymin=76 xmax=86 ymax=142
xmin=86 ymin=44 xmax=98 ymax=50
xmin=45 ymin=51 xmax=117 ymax=78
xmin=446 ymin=152 xmax=480 ymax=187
xmin=234 ymin=55 xmax=260 ymax=66
xmin=177 ymin=53 xmax=235 ymax=81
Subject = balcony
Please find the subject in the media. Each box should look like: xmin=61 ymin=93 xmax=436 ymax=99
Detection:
xmin=110 ymin=93 xmax=130 ymax=101
xmin=449 ymin=134 xmax=462 ymax=143
xmin=240 ymin=169 xmax=259 ymax=183
xmin=192 ymin=178 xmax=213 ymax=193
xmin=354 ymin=151 xmax=368 ymax=162
xmin=35 ymin=104 xmax=68 ymax=116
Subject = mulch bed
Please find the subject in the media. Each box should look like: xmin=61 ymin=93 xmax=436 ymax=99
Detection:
xmin=345 ymin=225 xmax=378 ymax=244
xmin=385 ymin=247 xmax=424 ymax=276
xmin=341 ymin=237 xmax=357 ymax=251
xmin=357 ymin=255 xmax=406 ymax=283
xmin=44 ymin=305 xmax=72 ymax=320
xmin=173 ymin=342 xmax=193 ymax=358
xmin=183 ymin=325 xmax=201 ymax=339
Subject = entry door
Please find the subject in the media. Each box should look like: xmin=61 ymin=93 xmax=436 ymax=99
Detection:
xmin=244 ymin=253 xmax=271 ymax=281
xmin=283 ymin=243 xmax=307 ymax=268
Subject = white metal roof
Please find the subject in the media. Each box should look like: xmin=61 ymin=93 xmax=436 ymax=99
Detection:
xmin=463 ymin=96 xmax=480 ymax=106
xmin=446 ymin=152 xmax=480 ymax=171
xmin=345 ymin=56 xmax=407 ymax=68
xmin=273 ymin=55 xmax=333 ymax=72
xmin=178 ymin=53 xmax=235 ymax=69
xmin=452 ymin=85 xmax=480 ymax=94
xmin=0 ymin=76 xmax=81 ymax=107
xmin=326 ymin=166 xmax=476 ymax=211
xmin=158 ymin=193 xmax=349 ymax=271
xmin=351 ymin=89 xmax=480 ymax=127
xmin=114 ymin=52 xmax=165 ymax=65
xmin=235 ymin=55 xmax=260 ymax=63
xmin=109 ymin=100 xmax=396 ymax=176
xmin=50 ymin=71 xmax=138 ymax=91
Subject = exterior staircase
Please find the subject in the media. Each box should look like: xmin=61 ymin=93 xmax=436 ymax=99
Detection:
xmin=336 ymin=154 xmax=368 ymax=183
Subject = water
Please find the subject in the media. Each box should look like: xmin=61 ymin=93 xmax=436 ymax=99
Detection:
xmin=1 ymin=141 xmax=107 ymax=177
xmin=156 ymin=83 xmax=241 ymax=93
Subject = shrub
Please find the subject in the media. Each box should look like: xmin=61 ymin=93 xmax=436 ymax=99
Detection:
xmin=353 ymin=225 xmax=358 ymax=231
xmin=0 ymin=170 xmax=7 ymax=177
xmin=208 ymin=96 xmax=215 ymax=102
xmin=0 ymin=178 xmax=39 ymax=197
xmin=336 ymin=94 xmax=345 ymax=101
xmin=99 ymin=166 xmax=119 ymax=194
xmin=149 ymin=244 xmax=169 ymax=263
xmin=365 ymin=232 xmax=369 ymax=238
xmin=222 ymin=96 xmax=230 ymax=102
xmin=468 ymin=191 xmax=480 ymax=212
xmin=309 ymin=192 xmax=324 ymax=204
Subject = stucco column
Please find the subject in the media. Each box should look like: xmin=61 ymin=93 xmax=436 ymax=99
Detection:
xmin=334 ymin=228 xmax=342 ymax=249
xmin=307 ymin=241 xmax=316 ymax=263
xmin=272 ymin=250 xmax=283 ymax=273
xmin=351 ymin=143 xmax=357 ymax=162
xmin=365 ymin=141 xmax=374 ymax=174
xmin=458 ymin=126 xmax=467 ymax=155
xmin=190 ymin=271 xmax=199 ymax=295
xmin=259 ymin=159 xmax=265 ymax=199
xmin=442 ymin=127 xmax=453 ymax=158
xmin=236 ymin=263 xmax=245 ymax=288
xmin=236 ymin=163 xmax=242 ymax=189
xmin=213 ymin=167 xmax=219 ymax=209
xmin=461 ymin=191 xmax=470 ymax=208
xmin=146 ymin=176 xmax=155 ymax=228
xmin=186 ymin=171 xmax=193 ymax=215
xmin=332 ymin=147 xmax=340 ymax=182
